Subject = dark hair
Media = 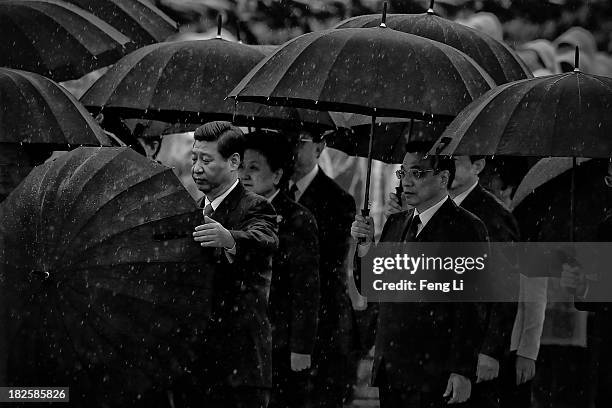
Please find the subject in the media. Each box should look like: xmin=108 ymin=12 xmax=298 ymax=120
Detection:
xmin=469 ymin=155 xmax=485 ymax=163
xmin=193 ymin=121 xmax=245 ymax=160
xmin=404 ymin=140 xmax=455 ymax=188
xmin=244 ymin=130 xmax=295 ymax=185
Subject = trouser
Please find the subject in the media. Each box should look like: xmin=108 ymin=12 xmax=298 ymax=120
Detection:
xmin=498 ymin=352 xmax=532 ymax=408
xmin=309 ymin=347 xmax=353 ymax=408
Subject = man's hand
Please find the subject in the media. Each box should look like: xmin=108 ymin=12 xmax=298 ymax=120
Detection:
xmin=384 ymin=192 xmax=404 ymax=218
xmin=443 ymin=373 xmax=471 ymax=404
xmin=515 ymin=355 xmax=536 ymax=385
xmin=476 ymin=353 xmax=499 ymax=383
xmin=560 ymin=263 xmax=587 ymax=297
xmin=351 ymin=215 xmax=374 ymax=244
xmin=193 ymin=216 xmax=236 ymax=249
xmin=290 ymin=352 xmax=311 ymax=372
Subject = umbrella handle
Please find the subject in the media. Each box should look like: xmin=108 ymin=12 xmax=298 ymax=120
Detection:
xmin=358 ymin=208 xmax=371 ymax=245
xmin=396 ymin=184 xmax=403 ymax=208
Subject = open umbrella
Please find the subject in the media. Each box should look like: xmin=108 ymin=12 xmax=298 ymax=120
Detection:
xmin=65 ymin=0 xmax=178 ymax=46
xmin=335 ymin=0 xmax=531 ymax=85
xmin=0 ymin=68 xmax=111 ymax=146
xmin=432 ymin=48 xmax=612 ymax=240
xmin=0 ymin=147 xmax=211 ymax=406
xmin=432 ymin=49 xmax=612 ymax=158
xmin=80 ymin=21 xmax=336 ymax=131
xmin=230 ymin=3 xmax=495 ymax=218
xmin=0 ymin=0 xmax=134 ymax=82
xmin=512 ymin=158 xmax=610 ymax=242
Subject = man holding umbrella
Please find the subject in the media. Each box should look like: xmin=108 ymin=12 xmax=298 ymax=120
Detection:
xmin=181 ymin=121 xmax=279 ymax=408
xmin=351 ymin=141 xmax=490 ymax=407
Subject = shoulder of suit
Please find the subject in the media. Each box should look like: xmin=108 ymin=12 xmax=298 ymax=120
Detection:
xmin=243 ymin=188 xmax=276 ymax=212
xmin=315 ymin=169 xmax=355 ymax=205
xmin=471 ymin=185 xmax=513 ymax=214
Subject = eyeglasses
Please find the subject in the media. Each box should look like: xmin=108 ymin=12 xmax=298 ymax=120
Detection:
xmin=396 ymin=168 xmax=435 ymax=180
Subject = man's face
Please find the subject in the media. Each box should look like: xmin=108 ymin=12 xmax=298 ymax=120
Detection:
xmin=451 ymin=156 xmax=481 ymax=191
xmin=191 ymin=140 xmax=234 ymax=196
xmin=240 ymin=149 xmax=281 ymax=198
xmin=292 ymin=133 xmax=322 ymax=175
xmin=400 ymin=152 xmax=447 ymax=210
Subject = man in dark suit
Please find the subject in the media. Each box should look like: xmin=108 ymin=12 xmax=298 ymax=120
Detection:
xmin=182 ymin=121 xmax=278 ymax=408
xmin=287 ymin=130 xmax=356 ymax=408
xmin=351 ymin=141 xmax=490 ymax=408
xmin=240 ymin=130 xmax=320 ymax=408
xmin=386 ymin=155 xmax=538 ymax=407
xmin=560 ymin=161 xmax=612 ymax=408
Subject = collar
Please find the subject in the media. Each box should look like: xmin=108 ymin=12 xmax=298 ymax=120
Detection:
xmin=267 ymin=189 xmax=281 ymax=203
xmin=290 ymin=165 xmax=318 ymax=201
xmin=452 ymin=181 xmax=479 ymax=206
xmin=204 ymin=179 xmax=240 ymax=211
xmin=414 ymin=195 xmax=449 ymax=234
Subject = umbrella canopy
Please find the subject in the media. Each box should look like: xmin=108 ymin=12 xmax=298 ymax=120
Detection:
xmin=326 ymin=116 xmax=448 ymax=163
xmin=512 ymin=157 xmax=591 ymax=209
xmin=432 ymin=57 xmax=612 ymax=157
xmin=0 ymin=147 xmax=211 ymax=405
xmin=65 ymin=0 xmax=178 ymax=46
xmin=80 ymin=38 xmax=336 ymax=131
xmin=229 ymin=26 xmax=496 ymax=121
xmin=335 ymin=10 xmax=531 ymax=85
xmin=0 ymin=0 xmax=134 ymax=82
xmin=512 ymin=158 xmax=611 ymax=242
xmin=0 ymin=68 xmax=112 ymax=146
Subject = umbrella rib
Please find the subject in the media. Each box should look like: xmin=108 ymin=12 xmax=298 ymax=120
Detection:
xmin=60 ymin=283 xmax=164 ymax=381
xmin=56 ymin=169 xmax=182 ymax=251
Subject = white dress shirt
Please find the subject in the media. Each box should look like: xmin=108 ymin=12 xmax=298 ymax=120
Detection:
xmin=289 ymin=165 xmax=318 ymax=202
xmin=203 ymin=178 xmax=240 ymax=256
xmin=452 ymin=181 xmax=479 ymax=207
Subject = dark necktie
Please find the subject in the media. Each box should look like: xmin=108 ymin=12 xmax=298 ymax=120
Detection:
xmin=203 ymin=203 xmax=214 ymax=218
xmin=403 ymin=213 xmax=421 ymax=242
xmin=288 ymin=184 xmax=299 ymax=202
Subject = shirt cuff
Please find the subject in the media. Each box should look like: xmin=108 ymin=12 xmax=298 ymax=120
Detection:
xmin=224 ymin=243 xmax=237 ymax=263
xmin=357 ymin=243 xmax=372 ymax=257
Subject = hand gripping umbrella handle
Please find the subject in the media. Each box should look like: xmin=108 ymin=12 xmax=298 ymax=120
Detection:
xmin=358 ymin=208 xmax=370 ymax=245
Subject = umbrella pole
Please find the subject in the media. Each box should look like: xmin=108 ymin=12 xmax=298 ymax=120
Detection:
xmin=362 ymin=114 xmax=376 ymax=218
xmin=570 ymin=156 xmax=576 ymax=241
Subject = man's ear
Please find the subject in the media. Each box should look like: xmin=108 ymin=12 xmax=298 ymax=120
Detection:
xmin=472 ymin=158 xmax=486 ymax=176
xmin=229 ymin=152 xmax=241 ymax=170
xmin=273 ymin=168 xmax=284 ymax=187
xmin=439 ymin=170 xmax=450 ymax=188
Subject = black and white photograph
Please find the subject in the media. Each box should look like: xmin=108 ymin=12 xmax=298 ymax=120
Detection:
xmin=1 ymin=0 xmax=611 ymax=407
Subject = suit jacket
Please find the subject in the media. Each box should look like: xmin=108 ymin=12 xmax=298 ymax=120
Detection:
xmin=574 ymin=212 xmax=612 ymax=341
xmin=368 ymin=198 xmax=490 ymax=390
xmin=195 ymin=181 xmax=279 ymax=388
xmin=297 ymin=167 xmax=357 ymax=353
xmin=460 ymin=184 xmax=520 ymax=361
xmin=270 ymin=192 xmax=320 ymax=356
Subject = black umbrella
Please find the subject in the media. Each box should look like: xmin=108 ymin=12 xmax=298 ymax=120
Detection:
xmin=0 ymin=147 xmax=212 ymax=406
xmin=512 ymin=158 xmax=610 ymax=242
xmin=80 ymin=28 xmax=336 ymax=131
xmin=433 ymin=48 xmax=612 ymax=240
xmin=65 ymin=0 xmax=178 ymax=46
xmin=230 ymin=3 xmax=495 ymax=218
xmin=0 ymin=68 xmax=112 ymax=146
xmin=0 ymin=0 xmax=134 ymax=82
xmin=335 ymin=0 xmax=531 ymax=85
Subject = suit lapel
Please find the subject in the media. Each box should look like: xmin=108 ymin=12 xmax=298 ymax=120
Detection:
xmin=416 ymin=198 xmax=456 ymax=242
xmin=212 ymin=181 xmax=245 ymax=227
xmin=297 ymin=167 xmax=323 ymax=207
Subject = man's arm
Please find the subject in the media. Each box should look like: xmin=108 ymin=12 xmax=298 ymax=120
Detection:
xmin=287 ymin=210 xmax=320 ymax=356
xmin=229 ymin=198 xmax=279 ymax=257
